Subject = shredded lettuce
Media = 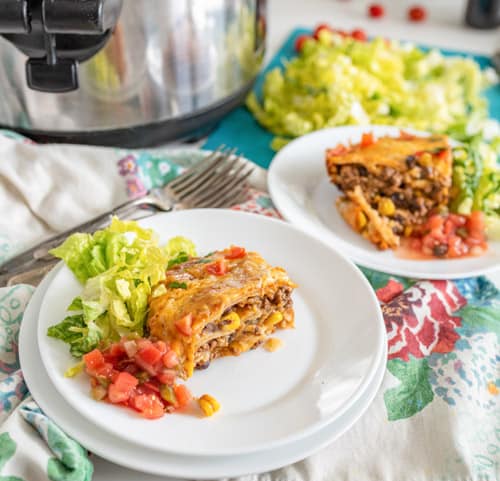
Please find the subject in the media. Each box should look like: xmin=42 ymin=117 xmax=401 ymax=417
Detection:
xmin=247 ymin=34 xmax=499 ymax=149
xmin=47 ymin=217 xmax=196 ymax=357
xmin=450 ymin=142 xmax=500 ymax=239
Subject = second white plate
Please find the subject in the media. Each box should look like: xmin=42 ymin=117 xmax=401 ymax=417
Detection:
xmin=268 ymin=125 xmax=500 ymax=279
xmin=37 ymin=209 xmax=385 ymax=457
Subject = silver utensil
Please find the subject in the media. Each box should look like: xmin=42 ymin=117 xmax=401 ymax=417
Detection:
xmin=0 ymin=147 xmax=254 ymax=285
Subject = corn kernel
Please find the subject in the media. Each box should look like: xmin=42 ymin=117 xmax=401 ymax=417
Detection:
xmin=171 ymin=340 xmax=183 ymax=356
xmin=378 ymin=198 xmax=396 ymax=216
xmin=198 ymin=394 xmax=220 ymax=417
xmin=356 ymin=211 xmax=367 ymax=229
xmin=264 ymin=338 xmax=283 ymax=352
xmin=221 ymin=312 xmax=241 ymax=331
xmin=230 ymin=341 xmax=244 ymax=355
xmin=265 ymin=311 xmax=283 ymax=327
xmin=404 ymin=226 xmax=413 ymax=237
xmin=419 ymin=152 xmax=433 ymax=166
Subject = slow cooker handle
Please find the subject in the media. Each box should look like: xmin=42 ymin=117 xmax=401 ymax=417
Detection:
xmin=0 ymin=0 xmax=123 ymax=93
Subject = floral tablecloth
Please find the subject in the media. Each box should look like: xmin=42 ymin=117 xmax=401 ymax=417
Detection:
xmin=0 ymin=130 xmax=499 ymax=481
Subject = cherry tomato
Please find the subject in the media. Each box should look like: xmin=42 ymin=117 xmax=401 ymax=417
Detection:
xmin=351 ymin=29 xmax=367 ymax=42
xmin=294 ymin=34 xmax=312 ymax=52
xmin=368 ymin=3 xmax=385 ymax=18
xmin=408 ymin=5 xmax=427 ymax=22
xmin=313 ymin=23 xmax=333 ymax=39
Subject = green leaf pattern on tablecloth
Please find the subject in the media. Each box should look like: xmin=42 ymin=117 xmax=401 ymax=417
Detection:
xmin=0 ymin=432 xmax=24 ymax=481
xmin=384 ymin=357 xmax=435 ymax=421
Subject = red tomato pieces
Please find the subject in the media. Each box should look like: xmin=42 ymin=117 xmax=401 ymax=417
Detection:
xmin=408 ymin=5 xmax=427 ymax=22
xmin=313 ymin=23 xmax=333 ymax=39
xmin=368 ymin=3 xmax=385 ymax=18
xmin=224 ymin=246 xmax=246 ymax=259
xmin=294 ymin=34 xmax=312 ymax=52
xmin=206 ymin=258 xmax=228 ymax=276
xmin=83 ymin=349 xmax=104 ymax=371
xmin=361 ymin=132 xmax=375 ymax=147
xmin=175 ymin=313 xmax=193 ymax=336
xmin=82 ymin=337 xmax=194 ymax=419
xmin=409 ymin=212 xmax=487 ymax=259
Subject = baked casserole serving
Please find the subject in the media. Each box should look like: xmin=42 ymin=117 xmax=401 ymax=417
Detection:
xmin=326 ymin=132 xmax=452 ymax=250
xmin=147 ymin=247 xmax=296 ymax=379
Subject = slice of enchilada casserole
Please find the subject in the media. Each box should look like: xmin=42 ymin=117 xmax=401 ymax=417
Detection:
xmin=147 ymin=247 xmax=296 ymax=379
xmin=326 ymin=133 xmax=452 ymax=250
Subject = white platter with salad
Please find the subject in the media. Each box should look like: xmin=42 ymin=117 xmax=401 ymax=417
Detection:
xmin=268 ymin=125 xmax=500 ymax=279
xmin=36 ymin=209 xmax=385 ymax=456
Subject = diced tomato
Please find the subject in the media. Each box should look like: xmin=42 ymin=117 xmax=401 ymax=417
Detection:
xmin=313 ymin=23 xmax=332 ymax=39
xmin=175 ymin=313 xmax=193 ymax=336
xmin=136 ymin=338 xmax=153 ymax=351
xmin=327 ymin=144 xmax=348 ymax=156
xmin=154 ymin=341 xmax=168 ymax=355
xmin=162 ymin=350 xmax=179 ymax=369
xmin=206 ymin=258 xmax=228 ymax=276
xmin=409 ymin=238 xmax=422 ymax=251
xmin=437 ymin=148 xmax=449 ymax=160
xmin=467 ymin=211 xmax=485 ymax=233
xmin=131 ymin=394 xmax=165 ymax=419
xmin=174 ymin=385 xmax=192 ymax=409
xmin=134 ymin=357 xmax=158 ymax=377
xmin=92 ymin=362 xmax=114 ymax=380
xmin=137 ymin=345 xmax=163 ymax=366
xmin=224 ymin=246 xmax=246 ymax=260
xmin=108 ymin=372 xmax=138 ymax=404
xmin=351 ymin=29 xmax=367 ymax=42
xmin=157 ymin=369 xmax=176 ymax=386
xmin=294 ymin=34 xmax=312 ymax=52
xmin=143 ymin=380 xmax=161 ymax=393
xmin=361 ymin=132 xmax=375 ymax=147
xmin=399 ymin=130 xmax=416 ymax=140
xmin=426 ymin=215 xmax=444 ymax=231
xmin=443 ymin=219 xmax=454 ymax=236
xmin=448 ymin=213 xmax=467 ymax=227
xmin=83 ymin=349 xmax=105 ymax=371
xmin=108 ymin=343 xmax=125 ymax=358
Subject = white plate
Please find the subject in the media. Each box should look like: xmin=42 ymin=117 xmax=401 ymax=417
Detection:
xmin=20 ymin=268 xmax=387 ymax=479
xmin=268 ymin=125 xmax=500 ymax=279
xmin=37 ymin=209 xmax=385 ymax=456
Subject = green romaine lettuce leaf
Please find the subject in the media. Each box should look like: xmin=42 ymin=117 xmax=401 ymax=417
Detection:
xmin=47 ymin=217 xmax=197 ymax=357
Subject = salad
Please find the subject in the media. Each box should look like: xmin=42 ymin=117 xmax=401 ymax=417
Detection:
xmin=247 ymin=25 xmax=499 ymax=151
xmin=46 ymin=218 xmax=220 ymax=419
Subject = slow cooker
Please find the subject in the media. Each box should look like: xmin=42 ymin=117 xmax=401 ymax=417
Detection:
xmin=0 ymin=0 xmax=266 ymax=147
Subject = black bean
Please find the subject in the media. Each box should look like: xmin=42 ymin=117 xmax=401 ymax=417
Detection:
xmin=432 ymin=244 xmax=448 ymax=257
xmin=357 ymin=165 xmax=368 ymax=176
xmin=196 ymin=361 xmax=211 ymax=370
xmin=405 ymin=155 xmax=417 ymax=168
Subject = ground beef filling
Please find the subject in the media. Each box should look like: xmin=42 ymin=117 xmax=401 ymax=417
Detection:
xmin=194 ymin=287 xmax=293 ymax=369
xmin=331 ymin=160 xmax=449 ymax=234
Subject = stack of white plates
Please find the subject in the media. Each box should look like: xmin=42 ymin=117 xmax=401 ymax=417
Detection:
xmin=19 ymin=210 xmax=386 ymax=480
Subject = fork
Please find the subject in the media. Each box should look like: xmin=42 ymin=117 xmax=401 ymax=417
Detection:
xmin=0 ymin=146 xmax=254 ymax=283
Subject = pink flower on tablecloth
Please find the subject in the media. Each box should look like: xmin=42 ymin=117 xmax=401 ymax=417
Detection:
xmin=118 ymin=155 xmax=138 ymax=176
xmin=383 ymin=280 xmax=466 ymax=361
xmin=126 ymin=177 xmax=147 ymax=198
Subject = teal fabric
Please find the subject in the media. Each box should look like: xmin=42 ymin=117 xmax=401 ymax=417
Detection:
xmin=204 ymin=27 xmax=500 ymax=169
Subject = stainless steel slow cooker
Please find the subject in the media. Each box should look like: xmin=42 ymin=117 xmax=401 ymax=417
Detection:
xmin=0 ymin=0 xmax=266 ymax=147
